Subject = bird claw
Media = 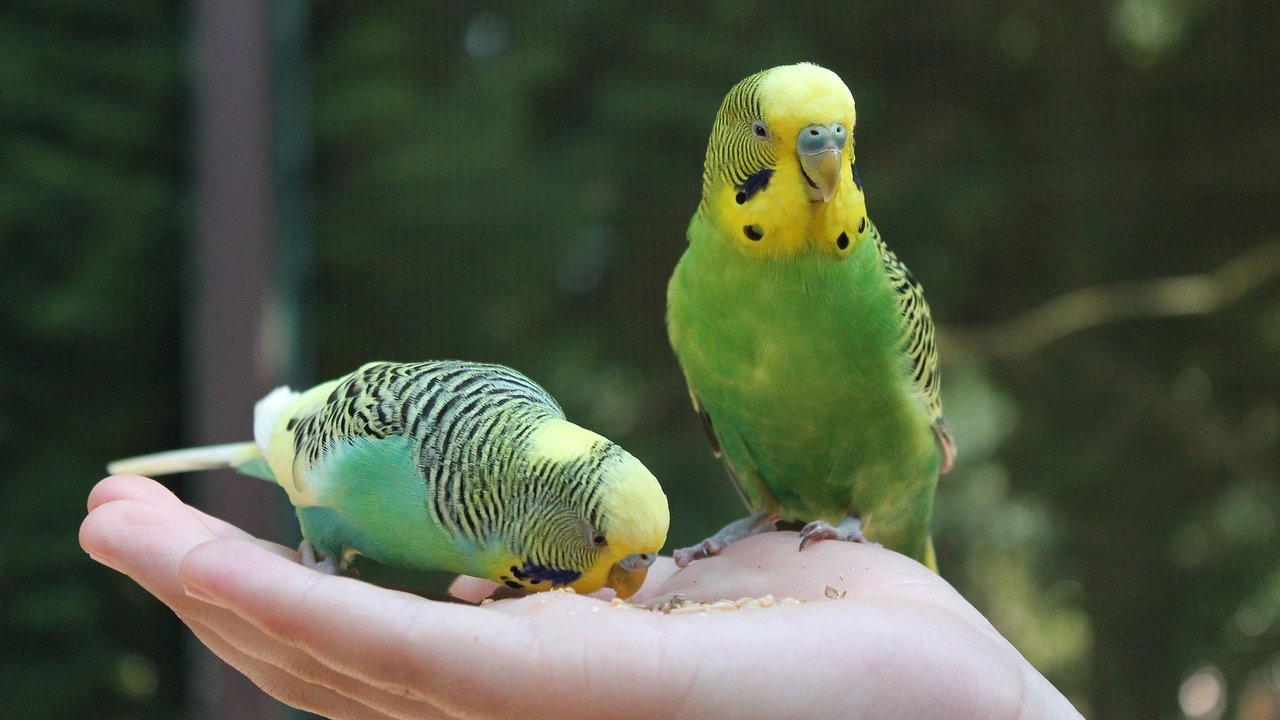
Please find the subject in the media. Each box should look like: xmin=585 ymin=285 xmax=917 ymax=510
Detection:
xmin=798 ymin=516 xmax=878 ymax=551
xmin=673 ymin=538 xmax=725 ymax=568
xmin=674 ymin=511 xmax=779 ymax=568
xmin=299 ymin=540 xmax=342 ymax=575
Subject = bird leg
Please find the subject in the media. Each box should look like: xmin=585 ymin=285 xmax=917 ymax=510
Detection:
xmin=674 ymin=510 xmax=778 ymax=568
xmin=299 ymin=539 xmax=342 ymax=575
xmin=798 ymin=514 xmax=879 ymax=551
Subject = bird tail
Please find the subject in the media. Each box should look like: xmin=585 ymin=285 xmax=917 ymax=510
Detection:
xmin=107 ymin=384 xmax=303 ymax=482
xmin=107 ymin=441 xmax=266 ymax=478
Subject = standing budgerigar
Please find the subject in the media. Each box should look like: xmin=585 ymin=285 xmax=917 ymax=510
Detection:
xmin=109 ymin=361 xmax=669 ymax=597
xmin=667 ymin=63 xmax=956 ymax=571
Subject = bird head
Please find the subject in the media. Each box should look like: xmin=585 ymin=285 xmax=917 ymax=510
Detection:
xmin=514 ymin=419 xmax=669 ymax=599
xmin=590 ymin=450 xmax=669 ymax=599
xmin=698 ymin=62 xmax=868 ymax=260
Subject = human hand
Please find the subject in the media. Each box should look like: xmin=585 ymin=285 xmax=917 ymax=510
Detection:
xmin=80 ymin=475 xmax=1081 ymax=719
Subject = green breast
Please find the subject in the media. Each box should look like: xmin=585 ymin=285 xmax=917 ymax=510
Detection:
xmin=668 ymin=218 xmax=939 ymax=524
xmin=295 ymin=435 xmax=490 ymax=577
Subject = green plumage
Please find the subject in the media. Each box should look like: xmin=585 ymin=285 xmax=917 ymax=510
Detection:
xmin=284 ymin=362 xmax=568 ymax=575
xmin=667 ymin=63 xmax=954 ymax=570
xmin=109 ymin=361 xmax=669 ymax=596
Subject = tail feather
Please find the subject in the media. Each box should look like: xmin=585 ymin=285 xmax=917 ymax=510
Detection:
xmin=108 ymin=384 xmax=299 ymax=481
xmin=107 ymin=442 xmax=261 ymax=477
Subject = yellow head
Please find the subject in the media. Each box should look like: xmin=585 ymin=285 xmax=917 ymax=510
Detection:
xmin=589 ymin=449 xmax=671 ymax=598
xmin=699 ymin=62 xmax=867 ymax=260
xmin=505 ymin=419 xmax=669 ymax=599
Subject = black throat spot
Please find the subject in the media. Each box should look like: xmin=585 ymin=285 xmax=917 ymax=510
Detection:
xmin=518 ymin=560 xmax=581 ymax=587
xmin=735 ymin=168 xmax=773 ymax=204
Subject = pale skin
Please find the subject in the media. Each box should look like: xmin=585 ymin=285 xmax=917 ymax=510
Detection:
xmin=80 ymin=475 xmax=1082 ymax=720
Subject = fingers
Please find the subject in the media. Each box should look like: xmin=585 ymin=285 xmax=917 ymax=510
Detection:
xmin=87 ymin=474 xmax=190 ymax=517
xmin=80 ymin=486 xmax=294 ymax=593
xmin=83 ymin=477 xmax=1032 ymax=720
xmin=176 ymin=550 xmax=448 ymax=718
xmin=446 ymin=575 xmax=499 ymax=603
xmin=79 ymin=493 xmax=294 ymax=654
xmin=83 ymin=480 xmax=435 ymax=718
xmin=80 ymin=492 xmax=212 ymax=594
xmin=180 ymin=542 xmax=480 ymax=700
xmin=183 ymin=617 xmax=409 ymax=720
xmin=86 ymin=474 xmax=293 ymax=548
xmin=641 ymin=532 xmax=956 ymax=605
xmin=181 ymin=540 xmax=603 ymax=718
xmin=448 ymin=532 xmax=951 ymax=612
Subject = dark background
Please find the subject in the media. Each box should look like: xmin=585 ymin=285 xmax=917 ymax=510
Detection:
xmin=3 ymin=1 xmax=1278 ymax=718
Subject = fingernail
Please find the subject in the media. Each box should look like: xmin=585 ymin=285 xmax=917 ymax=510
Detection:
xmin=182 ymin=580 xmax=225 ymax=607
xmin=87 ymin=552 xmax=120 ymax=571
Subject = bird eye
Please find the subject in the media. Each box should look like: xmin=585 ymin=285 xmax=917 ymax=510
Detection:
xmin=590 ymin=531 xmax=607 ymax=547
xmin=751 ymin=119 xmax=768 ymax=139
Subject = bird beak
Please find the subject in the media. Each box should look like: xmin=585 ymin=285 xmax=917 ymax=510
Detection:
xmin=605 ymin=552 xmax=657 ymax=599
xmin=797 ymin=123 xmax=848 ymax=203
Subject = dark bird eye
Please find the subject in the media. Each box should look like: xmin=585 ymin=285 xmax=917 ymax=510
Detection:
xmin=751 ymin=119 xmax=768 ymax=139
xmin=591 ymin=531 xmax=607 ymax=547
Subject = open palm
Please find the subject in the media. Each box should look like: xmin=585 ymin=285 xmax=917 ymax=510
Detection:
xmin=80 ymin=475 xmax=1079 ymax=719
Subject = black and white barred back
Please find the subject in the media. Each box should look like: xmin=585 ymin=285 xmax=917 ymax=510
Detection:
xmin=286 ymin=361 xmax=619 ymax=560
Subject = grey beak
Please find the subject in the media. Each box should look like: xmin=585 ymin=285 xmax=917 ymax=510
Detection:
xmin=797 ymin=123 xmax=848 ymax=202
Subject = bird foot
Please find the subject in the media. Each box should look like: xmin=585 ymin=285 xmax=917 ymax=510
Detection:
xmin=299 ymin=539 xmax=343 ymax=575
xmin=674 ymin=511 xmax=778 ymax=568
xmin=673 ymin=538 xmax=727 ymax=568
xmin=798 ymin=515 xmax=879 ymax=551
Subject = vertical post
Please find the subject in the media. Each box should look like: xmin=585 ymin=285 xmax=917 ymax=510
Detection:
xmin=272 ymin=0 xmax=313 ymax=390
xmin=190 ymin=0 xmax=292 ymax=717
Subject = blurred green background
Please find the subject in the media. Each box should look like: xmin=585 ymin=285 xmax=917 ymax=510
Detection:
xmin=3 ymin=1 xmax=1279 ymax=718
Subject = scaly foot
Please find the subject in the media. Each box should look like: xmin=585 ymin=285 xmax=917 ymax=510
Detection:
xmin=299 ymin=539 xmax=342 ymax=575
xmin=674 ymin=510 xmax=778 ymax=567
xmin=798 ymin=515 xmax=879 ymax=551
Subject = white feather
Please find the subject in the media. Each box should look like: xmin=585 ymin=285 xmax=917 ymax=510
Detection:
xmin=254 ymin=385 xmax=299 ymax=454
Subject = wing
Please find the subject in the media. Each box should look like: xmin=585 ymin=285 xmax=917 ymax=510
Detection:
xmin=284 ymin=360 xmax=566 ymax=538
xmin=688 ymin=389 xmax=756 ymax=510
xmin=268 ymin=362 xmax=429 ymax=505
xmin=289 ymin=360 xmax=561 ymax=464
xmin=869 ymin=222 xmax=956 ymax=475
xmin=287 ymin=362 xmax=419 ymax=469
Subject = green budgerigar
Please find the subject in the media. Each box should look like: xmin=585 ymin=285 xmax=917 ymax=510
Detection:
xmin=667 ymin=63 xmax=955 ymax=571
xmin=109 ymin=361 xmax=669 ymax=597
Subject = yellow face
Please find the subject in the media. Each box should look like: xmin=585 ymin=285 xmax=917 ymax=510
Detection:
xmin=578 ymin=454 xmax=669 ymax=598
xmin=485 ymin=421 xmax=669 ymax=599
xmin=700 ymin=63 xmax=869 ymax=261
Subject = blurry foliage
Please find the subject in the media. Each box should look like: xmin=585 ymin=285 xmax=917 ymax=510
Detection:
xmin=3 ymin=1 xmax=1278 ymax=718
xmin=0 ymin=0 xmax=186 ymax=717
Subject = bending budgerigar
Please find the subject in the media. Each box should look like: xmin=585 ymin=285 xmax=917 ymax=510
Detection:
xmin=109 ymin=361 xmax=669 ymax=598
xmin=667 ymin=63 xmax=956 ymax=571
